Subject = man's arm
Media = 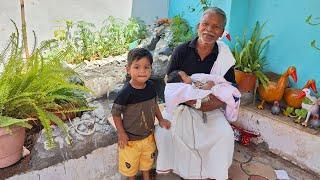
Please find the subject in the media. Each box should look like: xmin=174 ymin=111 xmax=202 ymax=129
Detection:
xmin=184 ymin=94 xmax=225 ymax=112
xmin=198 ymin=94 xmax=225 ymax=112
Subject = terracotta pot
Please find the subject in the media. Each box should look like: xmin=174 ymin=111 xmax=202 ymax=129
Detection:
xmin=0 ymin=126 xmax=26 ymax=168
xmin=235 ymin=70 xmax=257 ymax=93
xmin=54 ymin=111 xmax=76 ymax=121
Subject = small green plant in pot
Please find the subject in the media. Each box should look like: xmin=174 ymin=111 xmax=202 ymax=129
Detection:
xmin=232 ymin=21 xmax=272 ymax=92
xmin=0 ymin=23 xmax=93 ymax=163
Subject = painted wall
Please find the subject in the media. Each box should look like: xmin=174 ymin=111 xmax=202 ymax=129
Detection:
xmin=131 ymin=0 xmax=169 ymax=25
xmin=0 ymin=0 xmax=169 ymax=49
xmin=245 ymin=0 xmax=320 ymax=89
xmin=168 ymin=0 xmax=232 ymax=31
xmin=0 ymin=0 xmax=133 ymax=48
xmin=169 ymin=0 xmax=320 ymax=89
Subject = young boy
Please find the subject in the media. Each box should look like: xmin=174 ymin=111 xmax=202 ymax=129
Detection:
xmin=111 ymin=48 xmax=171 ymax=180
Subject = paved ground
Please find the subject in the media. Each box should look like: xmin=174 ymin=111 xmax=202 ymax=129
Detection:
xmin=108 ymin=107 xmax=319 ymax=180
xmin=134 ymin=142 xmax=319 ymax=180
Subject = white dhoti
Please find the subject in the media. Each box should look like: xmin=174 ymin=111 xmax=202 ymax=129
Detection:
xmin=155 ymin=106 xmax=234 ymax=180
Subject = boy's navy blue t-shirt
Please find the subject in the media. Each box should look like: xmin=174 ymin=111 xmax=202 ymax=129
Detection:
xmin=112 ymin=80 xmax=157 ymax=140
xmin=114 ymin=80 xmax=157 ymax=105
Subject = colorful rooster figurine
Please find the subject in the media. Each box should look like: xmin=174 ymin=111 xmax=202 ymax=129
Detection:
xmin=297 ymin=88 xmax=319 ymax=127
xmin=257 ymin=66 xmax=297 ymax=110
xmin=283 ymin=80 xmax=317 ymax=116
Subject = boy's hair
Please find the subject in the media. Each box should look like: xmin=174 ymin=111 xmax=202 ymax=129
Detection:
xmin=127 ymin=48 xmax=153 ymax=66
xmin=166 ymin=70 xmax=183 ymax=83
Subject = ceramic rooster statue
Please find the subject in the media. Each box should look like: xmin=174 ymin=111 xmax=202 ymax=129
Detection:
xmin=283 ymin=80 xmax=317 ymax=116
xmin=257 ymin=66 xmax=297 ymax=110
xmin=297 ymin=88 xmax=319 ymax=127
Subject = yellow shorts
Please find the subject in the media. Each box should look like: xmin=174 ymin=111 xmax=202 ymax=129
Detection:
xmin=118 ymin=134 xmax=156 ymax=177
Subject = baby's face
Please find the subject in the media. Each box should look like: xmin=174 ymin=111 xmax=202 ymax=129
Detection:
xmin=178 ymin=71 xmax=192 ymax=84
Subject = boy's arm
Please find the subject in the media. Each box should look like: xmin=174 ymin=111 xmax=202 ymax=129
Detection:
xmin=155 ymin=104 xmax=171 ymax=129
xmin=113 ymin=115 xmax=129 ymax=148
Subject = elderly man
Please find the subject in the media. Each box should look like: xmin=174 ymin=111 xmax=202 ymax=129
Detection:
xmin=155 ymin=7 xmax=236 ymax=180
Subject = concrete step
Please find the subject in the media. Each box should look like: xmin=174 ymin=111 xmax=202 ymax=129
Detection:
xmin=235 ymin=104 xmax=320 ymax=176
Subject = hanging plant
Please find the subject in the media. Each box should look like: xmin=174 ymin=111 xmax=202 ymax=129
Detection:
xmin=306 ymin=15 xmax=320 ymax=52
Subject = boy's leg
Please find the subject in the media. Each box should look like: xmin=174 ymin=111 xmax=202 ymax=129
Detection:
xmin=139 ymin=134 xmax=156 ymax=180
xmin=118 ymin=141 xmax=141 ymax=178
xmin=128 ymin=176 xmax=136 ymax=180
xmin=141 ymin=170 xmax=150 ymax=180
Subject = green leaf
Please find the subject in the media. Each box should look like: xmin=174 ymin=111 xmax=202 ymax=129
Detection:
xmin=302 ymin=97 xmax=313 ymax=105
xmin=0 ymin=116 xmax=32 ymax=129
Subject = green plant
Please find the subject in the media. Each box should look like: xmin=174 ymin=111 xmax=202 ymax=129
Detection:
xmin=50 ymin=17 xmax=147 ymax=64
xmin=99 ymin=17 xmax=147 ymax=57
xmin=169 ymin=15 xmax=193 ymax=48
xmin=0 ymin=24 xmax=93 ymax=149
xmin=306 ymin=15 xmax=320 ymax=52
xmin=232 ymin=21 xmax=272 ymax=88
xmin=189 ymin=0 xmax=214 ymax=13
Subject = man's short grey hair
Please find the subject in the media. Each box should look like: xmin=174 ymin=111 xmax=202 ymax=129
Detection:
xmin=201 ymin=7 xmax=227 ymax=27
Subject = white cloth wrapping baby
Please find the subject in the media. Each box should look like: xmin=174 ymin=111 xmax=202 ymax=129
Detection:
xmin=165 ymin=73 xmax=241 ymax=122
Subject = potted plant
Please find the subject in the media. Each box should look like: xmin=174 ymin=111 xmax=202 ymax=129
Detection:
xmin=0 ymin=25 xmax=92 ymax=167
xmin=0 ymin=117 xmax=32 ymax=168
xmin=232 ymin=21 xmax=272 ymax=92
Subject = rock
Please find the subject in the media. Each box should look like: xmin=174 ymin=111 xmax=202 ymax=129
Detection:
xmin=158 ymin=47 xmax=173 ymax=56
xmin=75 ymin=55 xmax=127 ymax=98
xmin=108 ymin=83 xmax=124 ymax=101
xmin=68 ymin=75 xmax=84 ymax=85
xmin=77 ymin=124 xmax=88 ymax=132
xmin=29 ymin=122 xmax=117 ymax=171
xmin=154 ymin=24 xmax=167 ymax=37
xmin=81 ymin=113 xmax=92 ymax=120
xmin=151 ymin=55 xmax=170 ymax=79
xmin=54 ymin=137 xmax=65 ymax=148
xmin=72 ymin=117 xmax=81 ymax=122
xmin=92 ymin=103 xmax=106 ymax=120
xmin=140 ymin=35 xmax=161 ymax=51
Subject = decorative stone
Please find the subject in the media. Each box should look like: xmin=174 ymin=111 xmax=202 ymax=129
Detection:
xmin=108 ymin=83 xmax=124 ymax=101
xmin=75 ymin=54 xmax=127 ymax=98
xmin=92 ymin=103 xmax=106 ymax=120
xmin=81 ymin=113 xmax=92 ymax=120
xmin=151 ymin=55 xmax=170 ymax=79
xmin=77 ymin=124 xmax=88 ymax=132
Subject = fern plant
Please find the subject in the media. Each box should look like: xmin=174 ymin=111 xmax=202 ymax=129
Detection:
xmin=0 ymin=24 xmax=93 ymax=149
xmin=232 ymin=21 xmax=272 ymax=88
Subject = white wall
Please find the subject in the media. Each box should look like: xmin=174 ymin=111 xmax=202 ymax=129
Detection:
xmin=0 ymin=0 xmax=133 ymax=48
xmin=131 ymin=0 xmax=169 ymax=25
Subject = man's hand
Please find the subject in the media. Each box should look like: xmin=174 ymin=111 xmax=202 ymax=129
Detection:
xmin=159 ymin=119 xmax=171 ymax=129
xmin=118 ymin=131 xmax=129 ymax=149
xmin=184 ymin=100 xmax=197 ymax=106
xmin=199 ymin=94 xmax=225 ymax=112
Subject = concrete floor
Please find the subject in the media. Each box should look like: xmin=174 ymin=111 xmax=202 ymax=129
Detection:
xmin=133 ymin=143 xmax=319 ymax=180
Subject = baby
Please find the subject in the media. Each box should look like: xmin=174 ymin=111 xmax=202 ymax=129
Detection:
xmin=166 ymin=70 xmax=215 ymax=91
xmin=165 ymin=70 xmax=241 ymax=122
xmin=166 ymin=70 xmax=216 ymax=110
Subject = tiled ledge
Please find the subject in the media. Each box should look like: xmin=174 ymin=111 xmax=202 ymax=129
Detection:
xmin=235 ymin=104 xmax=320 ymax=175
